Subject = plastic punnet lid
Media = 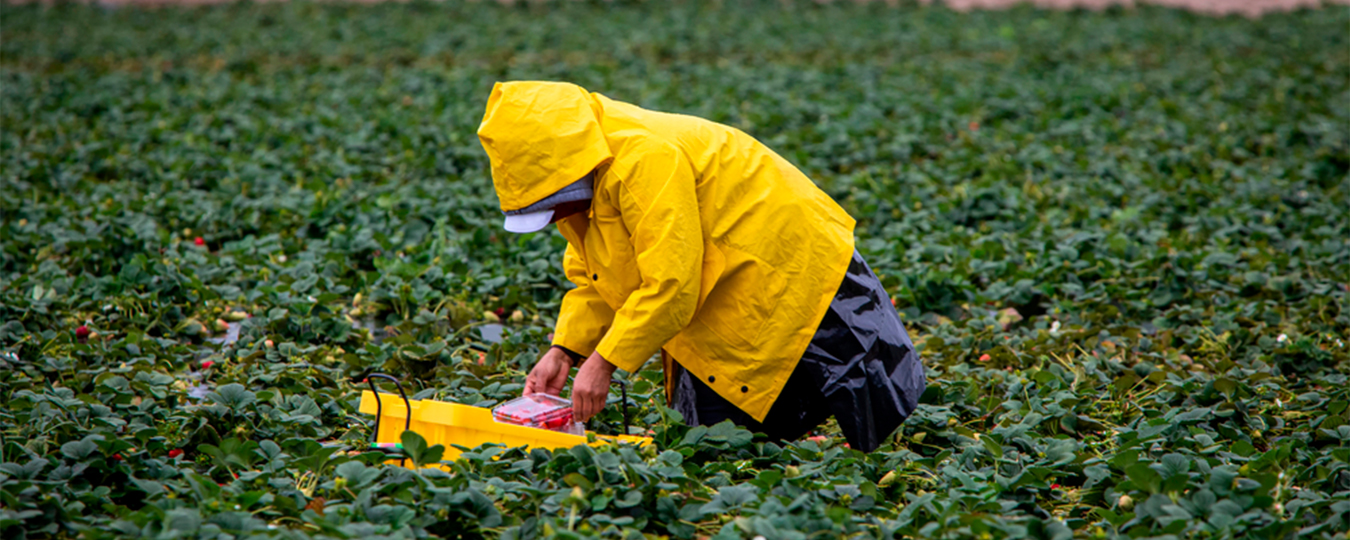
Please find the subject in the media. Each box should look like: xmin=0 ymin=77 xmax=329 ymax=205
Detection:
xmin=493 ymin=394 xmax=574 ymax=430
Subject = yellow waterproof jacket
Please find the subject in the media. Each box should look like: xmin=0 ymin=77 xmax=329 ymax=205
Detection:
xmin=478 ymin=81 xmax=856 ymax=421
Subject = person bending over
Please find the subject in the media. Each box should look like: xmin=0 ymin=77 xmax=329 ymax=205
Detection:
xmin=476 ymin=81 xmax=925 ymax=452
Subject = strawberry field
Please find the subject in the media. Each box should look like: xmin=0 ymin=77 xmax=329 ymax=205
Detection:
xmin=2 ymin=1 xmax=1349 ymax=539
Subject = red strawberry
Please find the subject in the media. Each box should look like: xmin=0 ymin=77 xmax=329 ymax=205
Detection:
xmin=1051 ymin=483 xmax=1061 ymax=489
xmin=978 ymin=353 xmax=991 ymax=362
xmin=76 ymin=325 xmax=90 ymax=343
xmin=168 ymin=449 xmax=184 ymax=459
xmin=194 ymin=236 xmax=205 ymax=246
xmin=112 ymin=453 xmax=124 ymax=461
xmin=201 ymin=360 xmax=215 ymax=369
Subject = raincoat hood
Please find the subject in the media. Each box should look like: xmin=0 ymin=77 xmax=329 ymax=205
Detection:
xmin=477 ymin=81 xmax=614 ymax=212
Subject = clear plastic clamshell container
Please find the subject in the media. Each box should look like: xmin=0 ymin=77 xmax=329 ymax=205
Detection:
xmin=492 ymin=394 xmax=583 ymax=435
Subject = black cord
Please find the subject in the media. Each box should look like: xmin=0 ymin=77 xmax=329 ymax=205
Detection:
xmin=362 ymin=373 xmax=410 ymax=467
xmin=618 ymin=379 xmax=630 ymax=436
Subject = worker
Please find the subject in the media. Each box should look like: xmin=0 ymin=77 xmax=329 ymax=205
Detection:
xmin=477 ymin=81 xmax=926 ymax=452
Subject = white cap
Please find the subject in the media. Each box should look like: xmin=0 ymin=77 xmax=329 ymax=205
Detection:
xmin=502 ymin=210 xmax=556 ymax=233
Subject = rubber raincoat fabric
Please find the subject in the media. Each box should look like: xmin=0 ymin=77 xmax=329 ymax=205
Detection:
xmin=477 ymin=81 xmax=856 ymax=422
xmin=672 ymin=250 xmax=926 ymax=452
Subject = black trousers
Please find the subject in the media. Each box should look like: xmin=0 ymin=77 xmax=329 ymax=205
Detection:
xmin=672 ymin=251 xmax=926 ymax=452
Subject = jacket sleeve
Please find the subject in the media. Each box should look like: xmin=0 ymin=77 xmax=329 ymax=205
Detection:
xmin=551 ymin=242 xmax=615 ymax=358
xmin=593 ymin=143 xmax=702 ymax=373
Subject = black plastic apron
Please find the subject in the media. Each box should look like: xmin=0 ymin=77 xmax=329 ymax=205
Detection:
xmin=672 ymin=250 xmax=926 ymax=452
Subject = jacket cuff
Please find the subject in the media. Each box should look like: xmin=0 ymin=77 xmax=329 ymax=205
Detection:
xmin=551 ymin=332 xmax=597 ymax=361
xmin=550 ymin=345 xmax=585 ymax=365
xmin=593 ymin=331 xmax=653 ymax=374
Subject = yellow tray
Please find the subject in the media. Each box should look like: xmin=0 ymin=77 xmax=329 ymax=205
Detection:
xmin=358 ymin=390 xmax=652 ymax=465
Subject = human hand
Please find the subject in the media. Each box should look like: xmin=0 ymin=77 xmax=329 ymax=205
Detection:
xmin=571 ymin=351 xmax=617 ymax=423
xmin=523 ymin=347 xmax=573 ymax=397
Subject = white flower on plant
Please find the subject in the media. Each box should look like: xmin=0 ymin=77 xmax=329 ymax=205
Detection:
xmin=1050 ymin=320 xmax=1061 ymax=335
xmin=1276 ymin=333 xmax=1288 ymax=344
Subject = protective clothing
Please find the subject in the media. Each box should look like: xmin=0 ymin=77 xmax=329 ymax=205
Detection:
xmin=477 ymin=81 xmax=856 ymax=421
xmin=673 ymin=250 xmax=927 ymax=452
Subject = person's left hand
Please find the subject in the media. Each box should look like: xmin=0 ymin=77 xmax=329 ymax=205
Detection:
xmin=571 ymin=351 xmax=617 ymax=423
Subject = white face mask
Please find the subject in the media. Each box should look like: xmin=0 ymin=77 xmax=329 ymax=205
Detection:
xmin=501 ymin=173 xmax=594 ymax=233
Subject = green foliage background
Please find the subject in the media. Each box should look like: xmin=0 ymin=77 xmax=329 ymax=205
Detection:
xmin=1 ymin=1 xmax=1348 ymax=538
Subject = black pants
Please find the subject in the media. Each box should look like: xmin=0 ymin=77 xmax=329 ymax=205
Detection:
xmin=672 ymin=251 xmax=926 ymax=452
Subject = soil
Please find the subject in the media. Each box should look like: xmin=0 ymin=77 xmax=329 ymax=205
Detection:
xmin=7 ymin=0 xmax=1350 ymax=17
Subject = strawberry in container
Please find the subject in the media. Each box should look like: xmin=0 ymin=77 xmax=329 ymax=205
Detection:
xmin=492 ymin=394 xmax=582 ymax=434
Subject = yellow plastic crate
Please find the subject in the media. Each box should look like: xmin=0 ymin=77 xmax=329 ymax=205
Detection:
xmin=358 ymin=390 xmax=651 ymax=465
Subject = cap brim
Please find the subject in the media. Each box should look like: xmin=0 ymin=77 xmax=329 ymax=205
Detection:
xmin=503 ymin=210 xmax=555 ymax=233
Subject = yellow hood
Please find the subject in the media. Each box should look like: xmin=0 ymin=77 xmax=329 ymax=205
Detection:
xmin=477 ymin=81 xmax=613 ymax=212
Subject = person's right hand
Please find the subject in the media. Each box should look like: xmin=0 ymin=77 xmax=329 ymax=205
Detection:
xmin=523 ymin=347 xmax=573 ymax=397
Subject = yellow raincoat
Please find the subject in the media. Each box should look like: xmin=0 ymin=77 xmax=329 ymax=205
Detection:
xmin=477 ymin=81 xmax=856 ymax=421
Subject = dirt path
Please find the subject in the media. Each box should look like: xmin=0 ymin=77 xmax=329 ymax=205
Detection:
xmin=927 ymin=0 xmax=1348 ymax=17
xmin=7 ymin=0 xmax=1349 ymax=17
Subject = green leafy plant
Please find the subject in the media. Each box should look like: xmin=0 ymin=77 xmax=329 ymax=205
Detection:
xmin=1 ymin=1 xmax=1347 ymax=539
